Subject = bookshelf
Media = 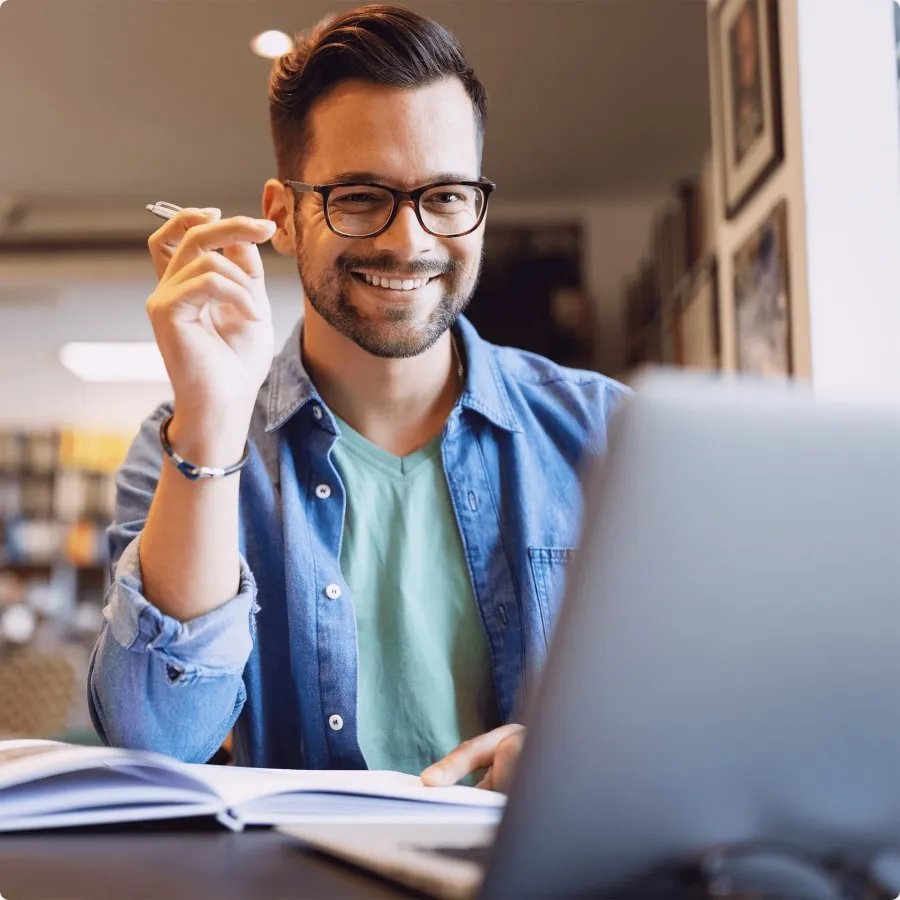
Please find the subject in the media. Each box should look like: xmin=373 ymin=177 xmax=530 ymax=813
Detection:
xmin=0 ymin=427 xmax=130 ymax=740
xmin=618 ymin=154 xmax=721 ymax=379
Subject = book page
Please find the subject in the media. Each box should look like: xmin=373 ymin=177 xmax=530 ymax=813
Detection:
xmin=0 ymin=740 xmax=215 ymax=801
xmin=182 ymin=763 xmax=507 ymax=813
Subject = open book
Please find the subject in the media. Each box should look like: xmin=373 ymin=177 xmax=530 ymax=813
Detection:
xmin=0 ymin=740 xmax=505 ymax=832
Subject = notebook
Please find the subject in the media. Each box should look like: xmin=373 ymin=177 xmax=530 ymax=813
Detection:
xmin=0 ymin=739 xmax=505 ymax=832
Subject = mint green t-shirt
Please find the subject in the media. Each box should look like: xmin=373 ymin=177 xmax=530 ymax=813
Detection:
xmin=331 ymin=417 xmax=499 ymax=776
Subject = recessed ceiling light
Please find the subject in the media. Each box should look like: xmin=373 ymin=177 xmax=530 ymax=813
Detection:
xmin=59 ymin=342 xmax=169 ymax=383
xmin=251 ymin=30 xmax=294 ymax=59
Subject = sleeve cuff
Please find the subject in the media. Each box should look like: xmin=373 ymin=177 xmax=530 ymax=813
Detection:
xmin=102 ymin=534 xmax=258 ymax=679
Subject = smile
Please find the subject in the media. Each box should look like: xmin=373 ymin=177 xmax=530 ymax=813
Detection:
xmin=351 ymin=272 xmax=439 ymax=292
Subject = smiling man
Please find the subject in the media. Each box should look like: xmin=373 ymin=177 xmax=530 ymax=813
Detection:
xmin=88 ymin=4 xmax=628 ymax=791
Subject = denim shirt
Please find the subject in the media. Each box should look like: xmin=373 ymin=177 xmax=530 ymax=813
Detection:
xmin=88 ymin=315 xmax=629 ymax=768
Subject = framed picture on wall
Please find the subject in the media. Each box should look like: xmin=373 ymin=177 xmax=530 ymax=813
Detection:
xmin=733 ymin=199 xmax=791 ymax=376
xmin=713 ymin=0 xmax=784 ymax=219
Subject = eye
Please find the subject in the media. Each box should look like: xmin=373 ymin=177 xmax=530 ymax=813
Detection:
xmin=431 ymin=192 xmax=464 ymax=204
xmin=336 ymin=192 xmax=380 ymax=204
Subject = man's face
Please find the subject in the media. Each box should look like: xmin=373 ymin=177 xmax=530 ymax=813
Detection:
xmin=291 ymin=77 xmax=485 ymax=358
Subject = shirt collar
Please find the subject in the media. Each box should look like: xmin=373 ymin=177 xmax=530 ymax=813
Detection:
xmin=264 ymin=314 xmax=522 ymax=435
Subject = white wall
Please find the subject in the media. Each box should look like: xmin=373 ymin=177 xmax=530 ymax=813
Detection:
xmin=0 ymin=196 xmax=661 ymax=433
xmin=796 ymin=0 xmax=900 ymax=400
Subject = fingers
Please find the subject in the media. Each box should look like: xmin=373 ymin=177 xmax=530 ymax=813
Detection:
xmin=148 ymin=207 xmax=221 ymax=280
xmin=168 ymin=216 xmax=277 ymax=277
xmin=148 ymin=269 xmax=261 ymax=325
xmin=169 ymin=251 xmax=257 ymax=299
xmin=490 ymin=732 xmax=525 ymax=793
xmin=420 ymin=724 xmax=525 ymax=787
xmin=222 ymin=236 xmax=268 ymax=282
xmin=474 ymin=768 xmax=494 ymax=791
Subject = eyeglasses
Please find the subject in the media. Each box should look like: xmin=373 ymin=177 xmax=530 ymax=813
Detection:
xmin=283 ymin=178 xmax=496 ymax=239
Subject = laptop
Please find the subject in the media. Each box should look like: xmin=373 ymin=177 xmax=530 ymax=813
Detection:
xmin=280 ymin=371 xmax=900 ymax=899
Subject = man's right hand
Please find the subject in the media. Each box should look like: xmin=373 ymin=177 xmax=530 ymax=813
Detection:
xmin=146 ymin=208 xmax=278 ymax=458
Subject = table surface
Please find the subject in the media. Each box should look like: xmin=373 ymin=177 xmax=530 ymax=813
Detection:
xmin=0 ymin=822 xmax=423 ymax=900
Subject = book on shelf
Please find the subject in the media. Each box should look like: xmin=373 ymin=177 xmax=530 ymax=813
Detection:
xmin=0 ymin=740 xmax=506 ymax=832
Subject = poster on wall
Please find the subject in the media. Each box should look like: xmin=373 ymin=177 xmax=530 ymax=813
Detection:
xmin=713 ymin=0 xmax=784 ymax=219
xmin=733 ymin=199 xmax=791 ymax=376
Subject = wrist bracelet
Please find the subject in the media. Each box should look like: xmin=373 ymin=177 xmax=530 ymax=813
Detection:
xmin=159 ymin=413 xmax=250 ymax=481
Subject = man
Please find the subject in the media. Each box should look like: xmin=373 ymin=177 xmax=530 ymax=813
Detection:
xmin=88 ymin=4 xmax=627 ymax=791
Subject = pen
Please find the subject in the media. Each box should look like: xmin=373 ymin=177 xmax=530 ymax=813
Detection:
xmin=145 ymin=201 xmax=183 ymax=221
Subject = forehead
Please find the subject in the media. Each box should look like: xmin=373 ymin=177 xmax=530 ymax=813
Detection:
xmin=304 ymin=77 xmax=480 ymax=187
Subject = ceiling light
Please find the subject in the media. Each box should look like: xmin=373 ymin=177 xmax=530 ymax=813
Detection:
xmin=59 ymin=342 xmax=170 ymax=383
xmin=251 ymin=30 xmax=294 ymax=59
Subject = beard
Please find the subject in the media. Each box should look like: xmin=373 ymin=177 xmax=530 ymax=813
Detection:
xmin=295 ymin=226 xmax=482 ymax=359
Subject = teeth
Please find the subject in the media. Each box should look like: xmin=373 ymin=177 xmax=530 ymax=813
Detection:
xmin=360 ymin=273 xmax=432 ymax=291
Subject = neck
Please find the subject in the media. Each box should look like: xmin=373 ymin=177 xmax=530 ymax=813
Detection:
xmin=301 ymin=302 xmax=463 ymax=457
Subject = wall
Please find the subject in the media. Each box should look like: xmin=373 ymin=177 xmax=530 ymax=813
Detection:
xmin=795 ymin=0 xmax=900 ymax=400
xmin=0 ymin=196 xmax=662 ymax=432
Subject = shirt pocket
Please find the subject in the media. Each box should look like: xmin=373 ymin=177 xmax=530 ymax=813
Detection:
xmin=528 ymin=547 xmax=575 ymax=648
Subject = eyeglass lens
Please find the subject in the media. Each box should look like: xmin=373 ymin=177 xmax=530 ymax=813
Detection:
xmin=326 ymin=184 xmax=486 ymax=236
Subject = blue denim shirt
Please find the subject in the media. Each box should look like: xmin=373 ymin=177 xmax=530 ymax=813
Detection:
xmin=88 ymin=315 xmax=629 ymax=768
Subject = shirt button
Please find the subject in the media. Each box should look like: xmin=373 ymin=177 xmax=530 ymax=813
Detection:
xmin=325 ymin=583 xmax=342 ymax=600
xmin=312 ymin=405 xmax=323 ymax=420
xmin=315 ymin=483 xmax=332 ymax=499
xmin=329 ymin=714 xmax=344 ymax=731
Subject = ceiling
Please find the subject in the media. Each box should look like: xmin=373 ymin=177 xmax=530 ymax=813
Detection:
xmin=0 ymin=0 xmax=711 ymax=233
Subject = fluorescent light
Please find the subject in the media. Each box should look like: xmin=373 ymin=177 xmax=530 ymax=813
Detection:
xmin=59 ymin=342 xmax=170 ymax=383
xmin=251 ymin=30 xmax=294 ymax=59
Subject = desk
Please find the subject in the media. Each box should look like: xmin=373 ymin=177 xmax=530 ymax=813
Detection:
xmin=0 ymin=824 xmax=421 ymax=899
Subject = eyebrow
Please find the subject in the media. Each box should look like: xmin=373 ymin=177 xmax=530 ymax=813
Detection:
xmin=322 ymin=171 xmax=477 ymax=186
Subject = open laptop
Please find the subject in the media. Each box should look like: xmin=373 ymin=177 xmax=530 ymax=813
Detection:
xmin=280 ymin=371 xmax=900 ymax=899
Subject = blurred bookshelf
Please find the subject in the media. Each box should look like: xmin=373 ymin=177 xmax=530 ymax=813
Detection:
xmin=617 ymin=154 xmax=722 ymax=382
xmin=0 ymin=427 xmax=130 ymax=742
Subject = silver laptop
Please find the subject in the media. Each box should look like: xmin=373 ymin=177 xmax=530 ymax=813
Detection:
xmin=282 ymin=372 xmax=900 ymax=899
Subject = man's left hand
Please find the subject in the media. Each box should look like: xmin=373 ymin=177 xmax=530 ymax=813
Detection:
xmin=420 ymin=724 xmax=525 ymax=792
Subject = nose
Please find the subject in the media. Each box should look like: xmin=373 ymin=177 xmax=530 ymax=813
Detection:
xmin=371 ymin=199 xmax=437 ymax=259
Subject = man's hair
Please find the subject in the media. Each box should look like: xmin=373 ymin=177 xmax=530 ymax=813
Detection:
xmin=268 ymin=4 xmax=487 ymax=180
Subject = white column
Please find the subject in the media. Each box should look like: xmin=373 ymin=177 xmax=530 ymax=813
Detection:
xmin=796 ymin=0 xmax=900 ymax=401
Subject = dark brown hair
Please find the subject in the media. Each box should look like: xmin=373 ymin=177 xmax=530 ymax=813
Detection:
xmin=268 ymin=4 xmax=487 ymax=180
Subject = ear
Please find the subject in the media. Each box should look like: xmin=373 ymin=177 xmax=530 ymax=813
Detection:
xmin=262 ymin=179 xmax=297 ymax=256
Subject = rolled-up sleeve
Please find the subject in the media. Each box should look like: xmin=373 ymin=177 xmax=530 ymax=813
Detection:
xmin=88 ymin=402 xmax=256 ymax=763
xmin=101 ymin=533 xmax=257 ymax=683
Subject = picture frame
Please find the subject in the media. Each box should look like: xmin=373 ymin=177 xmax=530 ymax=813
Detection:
xmin=712 ymin=0 xmax=784 ymax=219
xmin=732 ymin=199 xmax=792 ymax=376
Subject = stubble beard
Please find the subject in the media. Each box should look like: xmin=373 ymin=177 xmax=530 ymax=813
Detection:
xmin=294 ymin=225 xmax=483 ymax=359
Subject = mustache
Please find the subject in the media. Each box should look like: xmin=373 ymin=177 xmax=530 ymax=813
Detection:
xmin=337 ymin=254 xmax=461 ymax=280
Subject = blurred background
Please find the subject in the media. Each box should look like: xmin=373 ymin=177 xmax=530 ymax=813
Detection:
xmin=0 ymin=0 xmax=896 ymax=743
